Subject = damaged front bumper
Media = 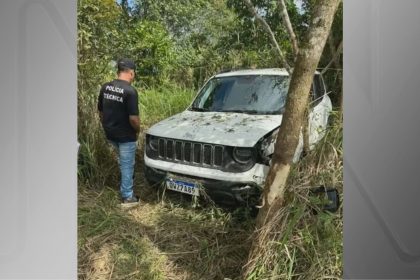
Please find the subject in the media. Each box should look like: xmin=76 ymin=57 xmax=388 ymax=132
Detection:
xmin=144 ymin=164 xmax=263 ymax=207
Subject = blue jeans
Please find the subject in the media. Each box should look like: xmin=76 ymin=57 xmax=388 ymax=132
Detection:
xmin=109 ymin=141 xmax=137 ymax=199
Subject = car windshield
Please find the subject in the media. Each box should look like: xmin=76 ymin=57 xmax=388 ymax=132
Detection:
xmin=190 ymin=75 xmax=290 ymax=115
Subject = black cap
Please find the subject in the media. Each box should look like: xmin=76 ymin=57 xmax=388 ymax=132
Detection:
xmin=117 ymin=58 xmax=136 ymax=71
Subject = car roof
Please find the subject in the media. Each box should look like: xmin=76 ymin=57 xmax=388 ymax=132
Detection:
xmin=214 ymin=68 xmax=321 ymax=78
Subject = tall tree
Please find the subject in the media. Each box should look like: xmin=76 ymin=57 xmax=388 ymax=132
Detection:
xmin=278 ymin=0 xmax=299 ymax=58
xmin=244 ymin=0 xmax=341 ymax=275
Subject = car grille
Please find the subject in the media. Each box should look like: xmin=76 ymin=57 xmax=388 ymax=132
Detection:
xmin=156 ymin=137 xmax=224 ymax=168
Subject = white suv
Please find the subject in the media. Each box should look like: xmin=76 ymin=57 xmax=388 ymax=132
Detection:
xmin=144 ymin=68 xmax=332 ymax=206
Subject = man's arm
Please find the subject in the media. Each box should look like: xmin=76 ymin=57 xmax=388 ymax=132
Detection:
xmin=126 ymin=88 xmax=140 ymax=138
xmin=129 ymin=115 xmax=140 ymax=134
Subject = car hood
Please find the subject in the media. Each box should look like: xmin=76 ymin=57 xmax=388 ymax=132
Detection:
xmin=146 ymin=110 xmax=282 ymax=147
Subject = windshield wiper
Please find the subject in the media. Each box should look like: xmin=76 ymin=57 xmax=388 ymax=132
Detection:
xmin=189 ymin=107 xmax=209 ymax=112
xmin=221 ymin=109 xmax=260 ymax=115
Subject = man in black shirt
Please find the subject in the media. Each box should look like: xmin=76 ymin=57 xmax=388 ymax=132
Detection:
xmin=98 ymin=58 xmax=140 ymax=207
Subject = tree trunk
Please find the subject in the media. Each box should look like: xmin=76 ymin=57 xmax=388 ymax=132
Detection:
xmin=302 ymin=96 xmax=311 ymax=155
xmin=278 ymin=0 xmax=299 ymax=58
xmin=256 ymin=0 xmax=341 ymax=227
xmin=244 ymin=0 xmax=341 ymax=276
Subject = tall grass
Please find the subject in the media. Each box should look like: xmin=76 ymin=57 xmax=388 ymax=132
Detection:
xmin=78 ymin=186 xmax=255 ymax=280
xmin=244 ymin=113 xmax=343 ymax=279
xmin=140 ymin=87 xmax=196 ymax=127
xmin=78 ymin=86 xmax=119 ymax=188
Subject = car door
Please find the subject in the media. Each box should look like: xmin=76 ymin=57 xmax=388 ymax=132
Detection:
xmin=308 ymin=74 xmax=332 ymax=149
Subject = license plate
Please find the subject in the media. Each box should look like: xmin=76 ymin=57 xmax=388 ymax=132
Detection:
xmin=165 ymin=178 xmax=199 ymax=196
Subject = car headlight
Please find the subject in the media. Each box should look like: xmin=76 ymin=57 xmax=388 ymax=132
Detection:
xmin=232 ymin=147 xmax=255 ymax=164
xmin=257 ymin=129 xmax=279 ymax=165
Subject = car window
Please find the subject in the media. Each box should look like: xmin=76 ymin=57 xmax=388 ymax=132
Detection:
xmin=192 ymin=75 xmax=290 ymax=114
xmin=314 ymin=74 xmax=325 ymax=98
xmin=311 ymin=74 xmax=325 ymax=105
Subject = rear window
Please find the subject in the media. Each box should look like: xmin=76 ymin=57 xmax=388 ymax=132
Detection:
xmin=312 ymin=74 xmax=325 ymax=101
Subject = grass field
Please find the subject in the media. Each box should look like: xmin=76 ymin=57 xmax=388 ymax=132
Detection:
xmin=77 ymin=86 xmax=342 ymax=280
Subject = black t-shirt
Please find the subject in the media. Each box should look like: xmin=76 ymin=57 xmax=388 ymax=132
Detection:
xmin=97 ymin=79 xmax=139 ymax=142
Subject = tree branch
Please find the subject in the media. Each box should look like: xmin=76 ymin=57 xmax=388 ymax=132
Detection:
xmin=321 ymin=39 xmax=342 ymax=74
xmin=278 ymin=0 xmax=299 ymax=58
xmin=243 ymin=0 xmax=292 ymax=73
xmin=327 ymin=32 xmax=338 ymax=65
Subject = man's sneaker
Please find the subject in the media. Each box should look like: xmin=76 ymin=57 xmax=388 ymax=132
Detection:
xmin=120 ymin=195 xmax=140 ymax=209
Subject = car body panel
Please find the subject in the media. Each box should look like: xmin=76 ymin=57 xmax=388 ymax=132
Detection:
xmin=147 ymin=110 xmax=283 ymax=147
xmin=308 ymin=95 xmax=333 ymax=149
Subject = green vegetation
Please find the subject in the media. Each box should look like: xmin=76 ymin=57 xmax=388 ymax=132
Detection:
xmin=140 ymin=87 xmax=196 ymax=127
xmin=78 ymin=185 xmax=255 ymax=279
xmin=78 ymin=0 xmax=342 ymax=279
xmin=245 ymin=116 xmax=343 ymax=279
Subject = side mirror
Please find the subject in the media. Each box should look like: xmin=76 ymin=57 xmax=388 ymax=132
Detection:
xmin=310 ymin=186 xmax=340 ymax=213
